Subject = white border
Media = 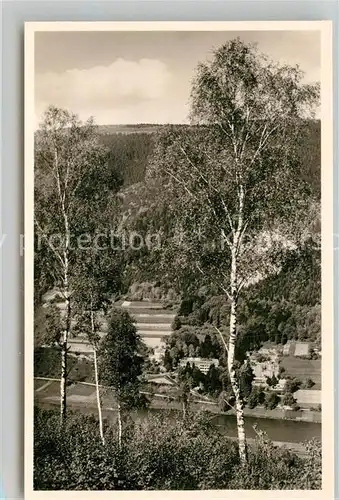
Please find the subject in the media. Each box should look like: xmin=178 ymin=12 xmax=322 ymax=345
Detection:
xmin=24 ymin=20 xmax=334 ymax=499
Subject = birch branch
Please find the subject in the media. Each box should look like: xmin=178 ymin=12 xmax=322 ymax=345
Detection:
xmin=163 ymin=168 xmax=196 ymax=199
xmin=213 ymin=325 xmax=228 ymax=354
xmin=196 ymin=263 xmax=232 ymax=301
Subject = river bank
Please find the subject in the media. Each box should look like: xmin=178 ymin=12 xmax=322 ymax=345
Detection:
xmin=34 ymin=398 xmax=318 ymax=458
xmin=35 ymin=377 xmax=321 ymax=424
xmin=147 ymin=392 xmax=322 ymax=423
xmin=34 ymin=376 xmax=321 ymax=450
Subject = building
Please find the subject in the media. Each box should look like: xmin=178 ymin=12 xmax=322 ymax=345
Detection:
xmin=179 ymin=357 xmax=219 ymax=375
xmin=252 ymin=361 xmax=280 ymax=386
xmin=145 ymin=373 xmax=176 ymax=385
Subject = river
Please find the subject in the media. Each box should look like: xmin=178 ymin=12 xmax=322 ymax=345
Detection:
xmin=209 ymin=412 xmax=321 ymax=443
xmin=37 ymin=401 xmax=321 ymax=445
xmin=141 ymin=408 xmax=321 ymax=444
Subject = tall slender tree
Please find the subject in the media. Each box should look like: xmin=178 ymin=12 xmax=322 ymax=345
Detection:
xmin=72 ymin=281 xmax=108 ymax=446
xmin=72 ymin=245 xmax=122 ymax=445
xmin=146 ymin=39 xmax=319 ymax=464
xmin=98 ymin=309 xmax=148 ymax=448
xmin=34 ymin=106 xmax=118 ymax=422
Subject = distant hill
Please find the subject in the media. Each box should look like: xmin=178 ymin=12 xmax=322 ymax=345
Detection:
xmin=35 ymin=120 xmax=320 ymax=194
xmin=97 ymin=120 xmax=320 ymax=195
xmin=95 ymin=124 xmax=161 ymax=135
xmin=95 ymin=123 xmax=187 ymax=135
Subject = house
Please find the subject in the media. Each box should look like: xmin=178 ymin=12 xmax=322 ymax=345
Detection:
xmin=179 ymin=357 xmax=219 ymax=375
xmin=252 ymin=361 xmax=280 ymax=386
xmin=145 ymin=373 xmax=176 ymax=385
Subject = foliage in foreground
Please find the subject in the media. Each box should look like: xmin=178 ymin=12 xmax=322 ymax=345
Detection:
xmin=34 ymin=407 xmax=321 ymax=491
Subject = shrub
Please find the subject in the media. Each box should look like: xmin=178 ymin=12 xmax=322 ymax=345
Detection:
xmin=171 ymin=316 xmax=182 ymax=331
xmin=228 ymin=434 xmax=321 ymax=490
xmin=266 ymin=374 xmax=278 ymax=387
xmin=278 ymin=365 xmax=286 ymax=375
xmin=284 ymin=377 xmax=302 ymax=394
xmin=34 ymin=347 xmax=94 ymax=382
xmin=282 ymin=392 xmax=297 ymax=407
xmin=301 ymin=378 xmax=315 ymax=389
xmin=256 ymin=353 xmax=269 ymax=363
xmin=264 ymin=391 xmax=280 ymax=410
xmin=34 ymin=406 xmax=322 ymax=490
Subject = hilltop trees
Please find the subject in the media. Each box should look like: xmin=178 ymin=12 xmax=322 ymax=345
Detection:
xmin=146 ymin=39 xmax=319 ymax=463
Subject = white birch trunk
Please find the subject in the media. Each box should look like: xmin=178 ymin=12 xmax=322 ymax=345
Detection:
xmin=60 ymin=250 xmax=70 ymax=423
xmin=117 ymin=402 xmax=122 ymax=449
xmin=182 ymin=399 xmax=187 ymax=420
xmin=90 ymin=304 xmax=105 ymax=445
xmin=60 ymin=328 xmax=67 ymax=422
xmin=93 ymin=347 xmax=105 ymax=445
xmin=228 ymin=246 xmax=247 ymax=465
xmin=55 ymin=143 xmax=71 ymax=424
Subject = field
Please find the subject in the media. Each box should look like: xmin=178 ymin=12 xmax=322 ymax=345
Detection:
xmin=281 ymin=356 xmax=321 ymax=389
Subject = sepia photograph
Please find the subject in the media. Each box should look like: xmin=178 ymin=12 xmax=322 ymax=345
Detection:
xmin=25 ymin=21 xmax=333 ymax=496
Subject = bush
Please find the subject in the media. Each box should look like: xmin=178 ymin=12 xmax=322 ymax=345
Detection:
xmin=256 ymin=353 xmax=269 ymax=363
xmin=34 ymin=406 xmax=322 ymax=490
xmin=264 ymin=392 xmax=280 ymax=410
xmin=34 ymin=347 xmax=94 ymax=382
xmin=34 ymin=407 xmax=240 ymax=490
xmin=282 ymin=392 xmax=297 ymax=407
xmin=284 ymin=377 xmax=302 ymax=394
xmin=278 ymin=365 xmax=286 ymax=376
xmin=34 ymin=407 xmax=123 ymax=490
xmin=228 ymin=434 xmax=321 ymax=490
xmin=172 ymin=316 xmax=182 ymax=331
xmin=301 ymin=378 xmax=315 ymax=389
xmin=266 ymin=374 xmax=278 ymax=387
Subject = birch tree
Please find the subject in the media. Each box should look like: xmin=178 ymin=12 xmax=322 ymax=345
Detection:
xmin=72 ymin=244 xmax=122 ymax=445
xmin=146 ymin=39 xmax=319 ymax=464
xmin=34 ymin=106 xmax=117 ymax=422
xmin=73 ymin=277 xmax=108 ymax=446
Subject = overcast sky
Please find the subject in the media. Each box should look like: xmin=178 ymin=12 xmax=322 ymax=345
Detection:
xmin=35 ymin=30 xmax=320 ymax=126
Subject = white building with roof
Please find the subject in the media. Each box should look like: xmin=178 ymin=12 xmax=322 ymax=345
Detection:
xmin=179 ymin=357 xmax=219 ymax=375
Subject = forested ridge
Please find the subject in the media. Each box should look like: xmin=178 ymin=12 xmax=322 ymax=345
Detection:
xmin=96 ymin=120 xmax=320 ymax=194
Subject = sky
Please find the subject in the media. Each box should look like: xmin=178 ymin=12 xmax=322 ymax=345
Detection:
xmin=34 ymin=30 xmax=320 ymax=127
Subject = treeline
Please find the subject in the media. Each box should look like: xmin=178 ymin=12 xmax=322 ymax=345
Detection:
xmin=95 ymin=120 xmax=320 ymax=195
